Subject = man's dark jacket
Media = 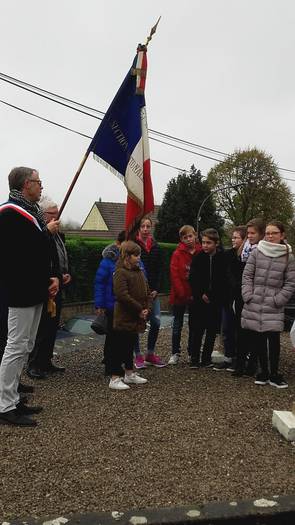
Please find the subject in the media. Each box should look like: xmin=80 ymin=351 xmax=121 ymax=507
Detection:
xmin=0 ymin=205 xmax=57 ymax=307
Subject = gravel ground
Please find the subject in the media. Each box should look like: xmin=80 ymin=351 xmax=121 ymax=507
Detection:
xmin=1 ymin=327 xmax=295 ymax=520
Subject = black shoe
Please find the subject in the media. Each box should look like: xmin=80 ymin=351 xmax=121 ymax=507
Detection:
xmin=231 ymin=369 xmax=244 ymax=377
xmin=200 ymin=361 xmax=214 ymax=368
xmin=27 ymin=368 xmax=47 ymax=380
xmin=45 ymin=363 xmax=66 ymax=374
xmin=18 ymin=382 xmax=34 ymax=393
xmin=189 ymin=361 xmax=200 ymax=369
xmin=269 ymin=374 xmax=288 ymax=389
xmin=254 ymin=373 xmax=269 ymax=386
xmin=0 ymin=409 xmax=37 ymax=427
xmin=16 ymin=403 xmax=43 ymax=415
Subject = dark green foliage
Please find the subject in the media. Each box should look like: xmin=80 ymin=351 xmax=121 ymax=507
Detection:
xmin=64 ymin=238 xmax=176 ymax=303
xmin=155 ymin=165 xmax=224 ymax=242
xmin=158 ymin=242 xmax=176 ymax=294
xmin=64 ymin=239 xmax=109 ymax=303
xmin=207 ymin=148 xmax=295 ymax=225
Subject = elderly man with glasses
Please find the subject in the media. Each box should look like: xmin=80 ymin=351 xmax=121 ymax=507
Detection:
xmin=0 ymin=167 xmax=59 ymax=427
xmin=28 ymin=197 xmax=71 ymax=379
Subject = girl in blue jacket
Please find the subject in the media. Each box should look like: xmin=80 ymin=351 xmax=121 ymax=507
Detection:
xmin=94 ymin=231 xmax=146 ymax=375
xmin=94 ymin=233 xmax=125 ymax=375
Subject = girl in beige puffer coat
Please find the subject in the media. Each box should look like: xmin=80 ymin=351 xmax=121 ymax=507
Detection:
xmin=241 ymin=221 xmax=295 ymax=388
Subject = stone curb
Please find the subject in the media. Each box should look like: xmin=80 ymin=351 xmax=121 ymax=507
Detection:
xmin=6 ymin=495 xmax=295 ymax=525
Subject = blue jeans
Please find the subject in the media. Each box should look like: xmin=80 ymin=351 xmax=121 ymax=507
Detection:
xmin=134 ymin=297 xmax=161 ymax=355
xmin=172 ymin=304 xmax=194 ymax=356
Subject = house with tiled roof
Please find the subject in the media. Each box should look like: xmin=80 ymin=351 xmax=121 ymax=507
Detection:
xmin=79 ymin=201 xmax=160 ymax=239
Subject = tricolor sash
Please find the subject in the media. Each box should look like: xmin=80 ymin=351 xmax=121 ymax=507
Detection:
xmin=0 ymin=203 xmax=42 ymax=231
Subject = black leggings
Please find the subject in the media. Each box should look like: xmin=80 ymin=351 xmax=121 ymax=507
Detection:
xmin=110 ymin=330 xmax=137 ymax=376
xmin=251 ymin=331 xmax=280 ymax=376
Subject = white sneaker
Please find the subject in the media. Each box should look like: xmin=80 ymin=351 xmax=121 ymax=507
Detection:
xmin=124 ymin=372 xmax=148 ymax=385
xmin=168 ymin=353 xmax=180 ymax=365
xmin=109 ymin=377 xmax=130 ymax=390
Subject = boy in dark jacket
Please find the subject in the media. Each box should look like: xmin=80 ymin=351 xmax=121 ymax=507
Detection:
xmin=189 ymin=228 xmax=227 ymax=368
xmin=168 ymin=225 xmax=202 ymax=365
xmin=213 ymin=226 xmax=246 ymax=371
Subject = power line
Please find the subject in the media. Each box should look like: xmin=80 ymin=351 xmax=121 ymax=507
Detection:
xmin=148 ymin=136 xmax=221 ymax=162
xmin=0 ymin=99 xmax=92 ymax=139
xmin=0 ymin=72 xmax=228 ymax=158
xmin=1 ymin=70 xmax=295 ymax=176
xmin=0 ymin=73 xmax=103 ymax=121
xmin=0 ymin=98 xmax=185 ymax=173
xmin=1 ymin=97 xmax=294 ymax=186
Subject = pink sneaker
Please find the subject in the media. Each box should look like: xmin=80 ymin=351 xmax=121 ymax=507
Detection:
xmin=134 ymin=354 xmax=147 ymax=369
xmin=144 ymin=354 xmax=166 ymax=368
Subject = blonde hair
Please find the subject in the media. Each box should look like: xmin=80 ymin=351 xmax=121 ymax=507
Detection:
xmin=179 ymin=225 xmax=196 ymax=238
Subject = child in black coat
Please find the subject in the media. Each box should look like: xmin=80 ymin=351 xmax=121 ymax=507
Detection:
xmin=189 ymin=229 xmax=227 ymax=368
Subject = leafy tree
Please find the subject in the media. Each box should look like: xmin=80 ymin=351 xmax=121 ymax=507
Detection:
xmin=155 ymin=165 xmax=224 ymax=242
xmin=207 ymin=148 xmax=294 ymax=225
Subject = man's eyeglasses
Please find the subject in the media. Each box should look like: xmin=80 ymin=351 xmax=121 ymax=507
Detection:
xmin=28 ymin=179 xmax=42 ymax=186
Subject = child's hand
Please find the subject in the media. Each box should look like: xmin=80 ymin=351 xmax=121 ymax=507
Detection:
xmin=202 ymin=294 xmax=210 ymax=304
xmin=140 ymin=309 xmax=148 ymax=320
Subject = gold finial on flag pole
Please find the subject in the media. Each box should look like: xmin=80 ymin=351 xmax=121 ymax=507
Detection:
xmin=145 ymin=16 xmax=161 ymax=47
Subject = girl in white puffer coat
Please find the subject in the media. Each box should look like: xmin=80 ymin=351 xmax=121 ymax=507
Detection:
xmin=241 ymin=220 xmax=295 ymax=388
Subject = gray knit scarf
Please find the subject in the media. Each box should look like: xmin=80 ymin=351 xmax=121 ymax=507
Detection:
xmin=9 ymin=189 xmax=47 ymax=231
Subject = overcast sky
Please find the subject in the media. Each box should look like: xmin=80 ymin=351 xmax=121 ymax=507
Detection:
xmin=1 ymin=1 xmax=295 ymax=224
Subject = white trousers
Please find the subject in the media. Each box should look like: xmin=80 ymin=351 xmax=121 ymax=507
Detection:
xmin=0 ymin=304 xmax=43 ymax=413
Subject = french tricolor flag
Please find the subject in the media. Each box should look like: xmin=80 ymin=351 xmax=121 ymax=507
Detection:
xmin=87 ymin=44 xmax=154 ymax=232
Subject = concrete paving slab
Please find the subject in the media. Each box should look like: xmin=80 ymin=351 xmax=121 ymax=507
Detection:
xmin=272 ymin=410 xmax=295 ymax=441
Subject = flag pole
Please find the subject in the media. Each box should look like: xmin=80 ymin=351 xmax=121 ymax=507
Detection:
xmin=58 ymin=19 xmax=161 ymax=220
xmin=145 ymin=16 xmax=161 ymax=46
xmin=58 ymin=151 xmax=89 ymax=218
xmin=124 ymin=19 xmax=160 ymax=240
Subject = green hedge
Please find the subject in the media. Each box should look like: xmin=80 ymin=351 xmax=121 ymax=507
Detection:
xmin=64 ymin=238 xmax=176 ymax=303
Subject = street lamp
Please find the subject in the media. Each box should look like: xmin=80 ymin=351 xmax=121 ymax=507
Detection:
xmin=196 ymin=182 xmax=248 ymax=237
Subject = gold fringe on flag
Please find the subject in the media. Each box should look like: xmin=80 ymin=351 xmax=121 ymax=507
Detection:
xmin=47 ymin=298 xmax=56 ymax=318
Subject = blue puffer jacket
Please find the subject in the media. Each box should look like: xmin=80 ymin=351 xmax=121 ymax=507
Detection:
xmin=94 ymin=244 xmax=119 ymax=311
xmin=94 ymin=243 xmax=146 ymax=311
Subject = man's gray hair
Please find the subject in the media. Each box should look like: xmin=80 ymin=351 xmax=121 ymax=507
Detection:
xmin=39 ymin=196 xmax=58 ymax=211
xmin=8 ymin=167 xmax=38 ymax=191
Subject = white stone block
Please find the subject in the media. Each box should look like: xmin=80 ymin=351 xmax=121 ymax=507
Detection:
xmin=272 ymin=410 xmax=295 ymax=441
xmin=211 ymin=350 xmax=224 ymax=364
